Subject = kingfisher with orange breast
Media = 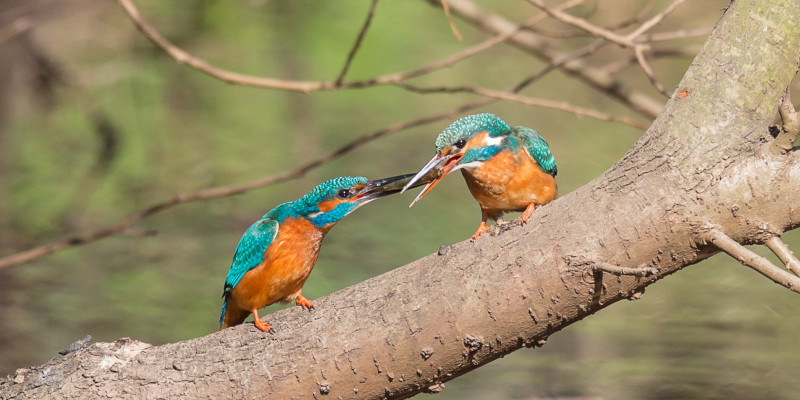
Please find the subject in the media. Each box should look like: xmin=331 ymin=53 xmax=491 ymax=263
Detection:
xmin=403 ymin=113 xmax=557 ymax=239
xmin=220 ymin=174 xmax=425 ymax=332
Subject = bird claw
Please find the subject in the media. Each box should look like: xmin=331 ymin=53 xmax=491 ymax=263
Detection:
xmin=254 ymin=317 xmax=272 ymax=333
xmin=471 ymin=222 xmax=490 ymax=240
xmin=520 ymin=203 xmax=536 ymax=223
xmin=296 ymin=295 xmax=315 ymax=310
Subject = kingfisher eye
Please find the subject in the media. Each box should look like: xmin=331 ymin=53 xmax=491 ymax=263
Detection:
xmin=454 ymin=139 xmax=467 ymax=149
xmin=337 ymin=189 xmax=351 ymax=199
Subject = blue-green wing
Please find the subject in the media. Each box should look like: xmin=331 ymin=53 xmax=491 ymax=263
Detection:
xmin=222 ymin=217 xmax=279 ymax=295
xmin=514 ymin=126 xmax=557 ymax=176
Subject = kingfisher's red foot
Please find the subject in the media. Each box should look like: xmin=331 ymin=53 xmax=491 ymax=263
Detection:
xmin=296 ymin=294 xmax=315 ymax=310
xmin=251 ymin=309 xmax=271 ymax=332
xmin=520 ymin=203 xmax=536 ymax=223
xmin=471 ymin=221 xmax=490 ymax=240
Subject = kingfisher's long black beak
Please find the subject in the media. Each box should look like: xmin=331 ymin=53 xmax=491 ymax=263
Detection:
xmin=401 ymin=152 xmax=463 ymax=207
xmin=353 ymin=172 xmax=437 ymax=203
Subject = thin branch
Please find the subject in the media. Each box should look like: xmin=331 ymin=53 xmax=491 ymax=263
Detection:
xmin=118 ymin=0 xmax=578 ymax=94
xmin=624 ymin=0 xmax=687 ymax=42
xmin=335 ymin=0 xmax=379 ymax=86
xmin=399 ymin=38 xmax=648 ymax=130
xmin=525 ymin=0 xmax=633 ymax=47
xmin=593 ymin=262 xmax=657 ymax=276
xmin=437 ymin=0 xmax=664 ymax=119
xmin=526 ymin=0 xmax=685 ymax=48
xmin=766 ymin=236 xmax=800 ymax=277
xmin=118 ymin=0 xmax=338 ymax=92
xmin=705 ymin=229 xmax=800 ymax=294
xmin=522 ymin=1 xmax=655 ymax=39
xmin=634 ymin=45 xmax=671 ymax=98
xmin=637 ymin=27 xmax=712 ymax=43
xmin=439 ymin=0 xmax=463 ymax=40
xmin=525 ymin=0 xmax=684 ymax=97
xmin=601 ymin=45 xmax=701 ymax=76
xmin=378 ymin=0 xmax=585 ymax=84
xmin=400 ymin=83 xmax=648 ymax=129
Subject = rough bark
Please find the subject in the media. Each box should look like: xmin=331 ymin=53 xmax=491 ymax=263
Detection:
xmin=2 ymin=1 xmax=800 ymax=399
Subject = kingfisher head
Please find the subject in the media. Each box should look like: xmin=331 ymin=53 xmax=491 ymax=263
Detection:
xmin=402 ymin=113 xmax=511 ymax=206
xmin=290 ymin=174 xmax=423 ymax=228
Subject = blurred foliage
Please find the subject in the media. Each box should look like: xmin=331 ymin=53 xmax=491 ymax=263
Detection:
xmin=1 ymin=0 xmax=798 ymax=399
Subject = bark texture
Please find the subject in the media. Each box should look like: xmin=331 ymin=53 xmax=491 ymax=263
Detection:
xmin=3 ymin=1 xmax=800 ymax=399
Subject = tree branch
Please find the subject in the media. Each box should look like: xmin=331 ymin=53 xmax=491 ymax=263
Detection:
xmin=334 ymin=0 xmax=379 ymax=86
xmin=436 ymin=0 xmax=665 ymax=118
xmin=771 ymin=87 xmax=800 ymax=153
xmin=765 ymin=236 xmax=800 ymax=277
xmin=592 ymin=262 xmax=658 ymax=277
xmin=705 ymin=229 xmax=800 ymax=294
xmin=634 ymin=44 xmax=671 ymax=97
xmin=398 ymin=82 xmax=649 ymax=129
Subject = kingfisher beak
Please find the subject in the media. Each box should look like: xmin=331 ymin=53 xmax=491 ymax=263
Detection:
xmin=403 ymin=152 xmax=463 ymax=207
xmin=353 ymin=173 xmax=436 ymax=203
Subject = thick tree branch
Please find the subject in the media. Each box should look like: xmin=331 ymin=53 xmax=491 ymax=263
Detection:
xmin=3 ymin=1 xmax=800 ymax=398
xmin=705 ymin=229 xmax=800 ymax=294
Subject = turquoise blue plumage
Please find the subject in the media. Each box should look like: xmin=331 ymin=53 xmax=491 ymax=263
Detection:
xmin=514 ymin=126 xmax=557 ymax=176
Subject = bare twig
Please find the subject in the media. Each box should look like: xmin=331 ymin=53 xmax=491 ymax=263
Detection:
xmin=637 ymin=27 xmax=712 ymax=43
xmin=436 ymin=0 xmax=664 ymax=119
xmin=706 ymin=229 xmax=800 ymax=294
xmin=625 ymin=0 xmax=687 ymax=41
xmin=380 ymin=0 xmax=585 ymax=84
xmin=525 ymin=0 xmax=685 ymax=97
xmin=601 ymin=45 xmax=702 ymax=76
xmin=440 ymin=0 xmax=463 ymax=40
xmin=593 ymin=263 xmax=657 ymax=276
xmin=634 ymin=45 xmax=671 ymax=98
xmin=526 ymin=0 xmax=686 ymax=48
xmin=766 ymin=236 xmax=800 ymax=277
xmin=335 ymin=0 xmax=379 ymax=86
xmin=398 ymin=38 xmax=648 ymax=130
xmin=118 ymin=0 xmax=578 ymax=94
xmin=118 ymin=0 xmax=329 ymax=92
xmin=522 ymin=1 xmax=654 ymax=39
xmin=525 ymin=0 xmax=634 ymax=47
xmin=399 ymin=83 xmax=649 ymax=129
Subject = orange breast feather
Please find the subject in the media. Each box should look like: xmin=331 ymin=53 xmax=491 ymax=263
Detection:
xmin=462 ymin=149 xmax=557 ymax=213
xmin=228 ymin=217 xmax=328 ymax=312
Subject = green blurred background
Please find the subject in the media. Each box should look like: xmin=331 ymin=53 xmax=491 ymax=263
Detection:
xmin=1 ymin=1 xmax=798 ymax=399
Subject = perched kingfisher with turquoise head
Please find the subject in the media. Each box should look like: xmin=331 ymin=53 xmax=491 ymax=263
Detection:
xmin=220 ymin=174 xmax=426 ymax=332
xmin=402 ymin=113 xmax=558 ymax=239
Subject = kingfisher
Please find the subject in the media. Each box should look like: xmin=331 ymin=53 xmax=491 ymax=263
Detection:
xmin=219 ymin=174 xmax=425 ymax=332
xmin=402 ymin=113 xmax=557 ymax=239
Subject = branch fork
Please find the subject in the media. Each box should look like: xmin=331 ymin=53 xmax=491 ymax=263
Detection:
xmin=705 ymin=228 xmax=800 ymax=294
